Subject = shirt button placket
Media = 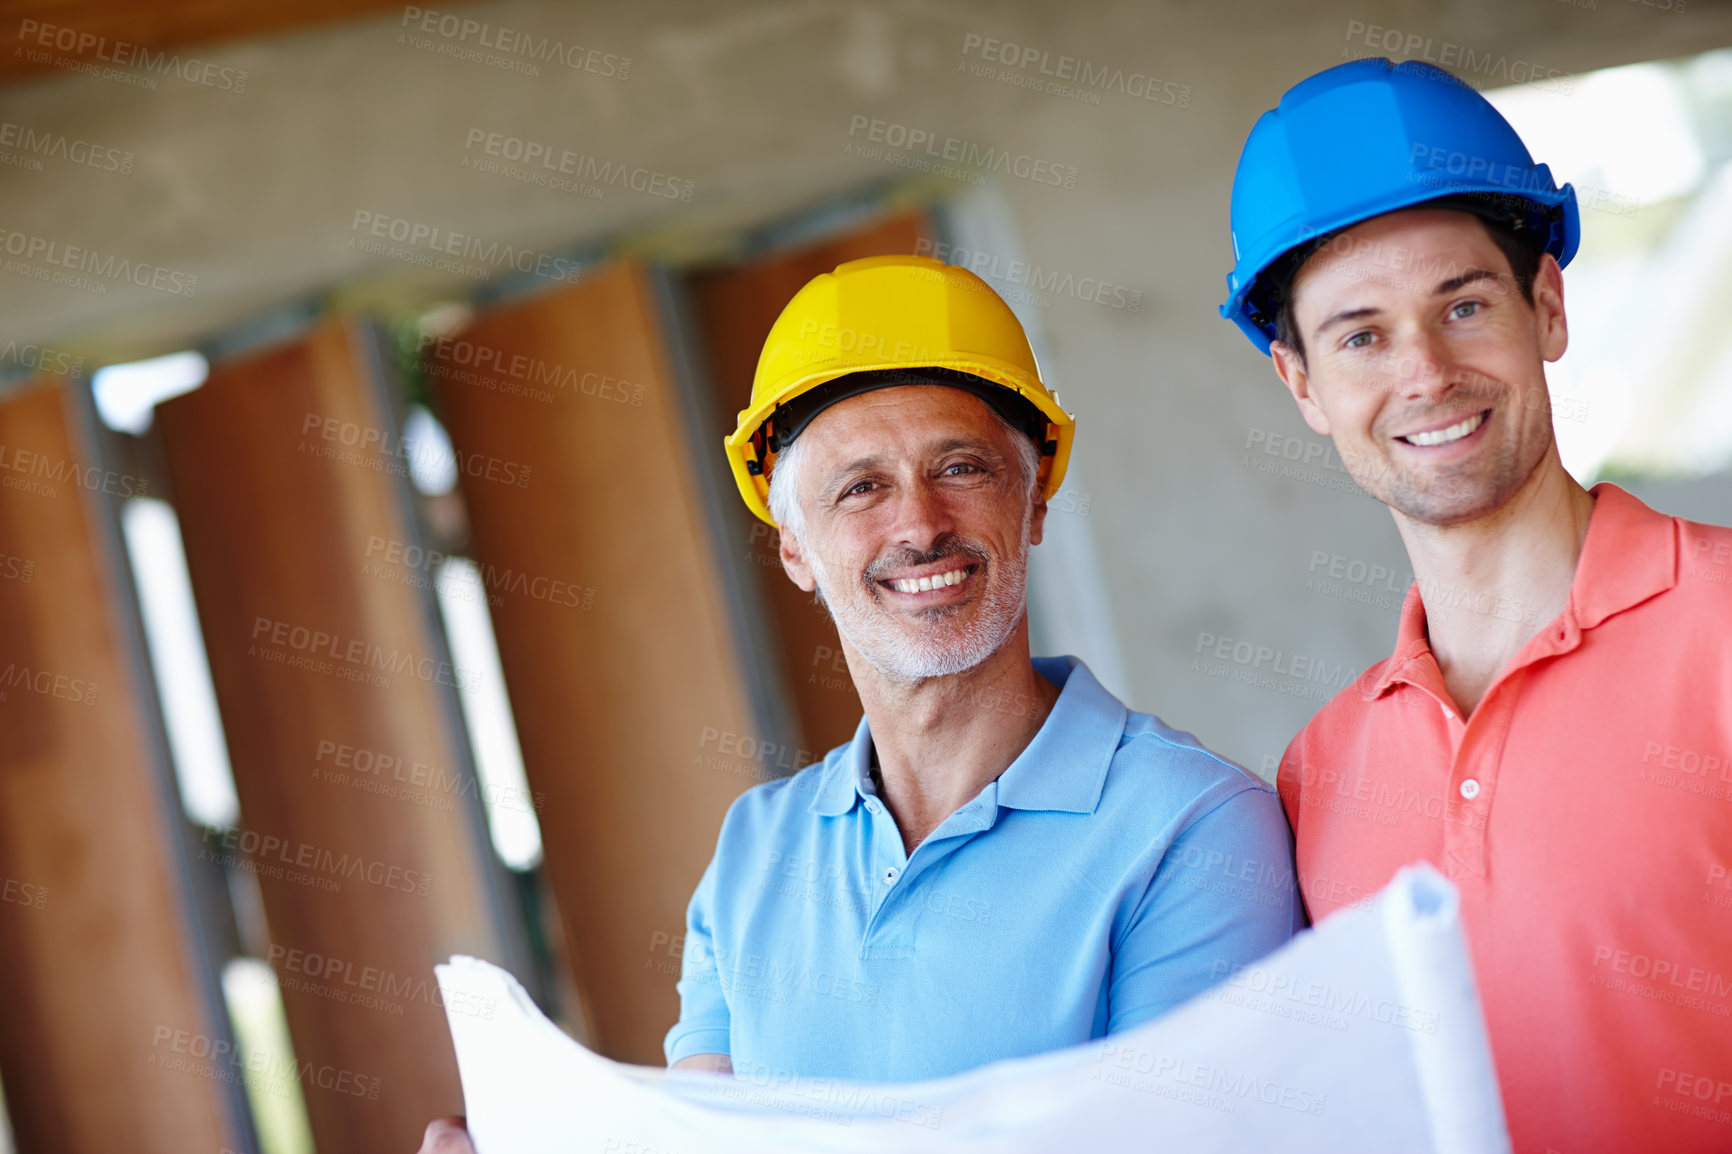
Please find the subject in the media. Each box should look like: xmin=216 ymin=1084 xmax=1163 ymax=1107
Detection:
xmin=1440 ymin=708 xmax=1482 ymax=881
xmin=862 ymin=795 xmax=907 ymax=933
xmin=1447 ymin=724 xmax=1499 ymax=881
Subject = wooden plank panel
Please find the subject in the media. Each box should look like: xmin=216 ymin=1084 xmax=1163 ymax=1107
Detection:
xmin=688 ymin=212 xmax=931 ymax=756
xmin=430 ymin=261 xmax=760 ymax=1064
xmin=156 ymin=320 xmax=502 ymax=1154
xmin=0 ymin=379 xmax=234 ymax=1154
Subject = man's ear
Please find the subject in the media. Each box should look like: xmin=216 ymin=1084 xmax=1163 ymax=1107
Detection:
xmin=1027 ymin=486 xmax=1049 ymax=547
xmin=1271 ymin=339 xmax=1332 ymax=437
xmin=1532 ymin=253 xmax=1568 ymax=364
xmin=778 ymin=522 xmax=817 ymax=593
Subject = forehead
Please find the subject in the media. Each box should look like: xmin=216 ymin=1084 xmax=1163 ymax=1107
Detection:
xmin=1291 ymin=207 xmax=1508 ymax=312
xmin=797 ymin=385 xmax=1009 ymax=460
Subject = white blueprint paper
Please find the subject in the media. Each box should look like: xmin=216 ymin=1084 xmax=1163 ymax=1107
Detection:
xmin=435 ymin=862 xmax=1510 ymax=1154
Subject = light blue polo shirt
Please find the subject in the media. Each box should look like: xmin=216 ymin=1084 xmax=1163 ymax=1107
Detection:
xmin=664 ymin=656 xmax=1302 ymax=1083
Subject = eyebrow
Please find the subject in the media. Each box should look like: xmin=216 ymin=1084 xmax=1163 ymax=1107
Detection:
xmin=1312 ymin=267 xmax=1503 ymax=338
xmin=1434 ymin=268 xmax=1499 ymax=295
xmin=1314 ymin=305 xmax=1380 ymax=336
xmin=819 ymin=453 xmax=889 ymax=496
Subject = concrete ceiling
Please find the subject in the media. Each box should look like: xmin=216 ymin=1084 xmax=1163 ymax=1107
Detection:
xmin=1 ymin=0 xmax=1728 ymax=367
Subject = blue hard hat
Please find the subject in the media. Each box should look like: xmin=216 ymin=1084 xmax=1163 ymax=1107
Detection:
xmin=1221 ymin=57 xmax=1580 ymax=354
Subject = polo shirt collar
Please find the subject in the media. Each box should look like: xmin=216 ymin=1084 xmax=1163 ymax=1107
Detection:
xmin=807 ymin=656 xmax=1126 ymax=817
xmin=1570 ymin=483 xmax=1676 ymax=628
xmin=1369 ymin=585 xmax=1437 ymax=700
xmin=1367 ymin=482 xmax=1676 ymax=699
xmin=997 ymin=657 xmax=1124 ymax=813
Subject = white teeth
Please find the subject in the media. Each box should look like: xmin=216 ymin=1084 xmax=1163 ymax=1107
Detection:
xmin=889 ymin=568 xmax=968 ymax=593
xmin=1402 ymin=411 xmax=1486 ymax=447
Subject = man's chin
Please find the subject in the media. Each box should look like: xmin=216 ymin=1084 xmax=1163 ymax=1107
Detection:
xmin=1349 ymin=460 xmax=1512 ymax=528
xmin=1382 ymin=480 xmax=1512 ymax=528
xmin=872 ymin=635 xmax=991 ymax=677
xmin=843 ymin=621 xmax=1003 ymax=684
xmin=821 ymin=563 xmax=1031 ymax=685
xmin=867 ymin=650 xmax=994 ymax=685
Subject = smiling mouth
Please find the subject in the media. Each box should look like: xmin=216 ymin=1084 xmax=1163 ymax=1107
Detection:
xmin=882 ymin=564 xmax=976 ymax=594
xmin=1399 ymin=410 xmax=1489 ymax=447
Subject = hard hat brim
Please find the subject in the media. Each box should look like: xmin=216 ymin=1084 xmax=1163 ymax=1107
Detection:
xmin=724 ymin=356 xmax=1074 ymax=527
xmin=1221 ymin=184 xmax=1579 ymax=355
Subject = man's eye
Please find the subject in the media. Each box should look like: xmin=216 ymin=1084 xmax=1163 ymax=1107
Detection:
xmin=1451 ymin=301 xmax=1481 ymax=320
xmin=944 ymin=462 xmax=983 ymax=476
xmin=1344 ymin=330 xmax=1374 ymax=349
xmin=843 ymin=480 xmax=875 ymax=498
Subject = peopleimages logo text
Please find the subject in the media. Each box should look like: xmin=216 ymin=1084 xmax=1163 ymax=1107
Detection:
xmin=845 ymin=116 xmax=1078 ymax=189
xmin=16 ymin=18 xmax=248 ymax=92
xmin=399 ymin=7 xmax=630 ymax=78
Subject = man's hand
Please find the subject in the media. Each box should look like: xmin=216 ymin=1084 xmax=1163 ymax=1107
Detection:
xmin=671 ymin=1053 xmax=733 ymax=1074
xmin=414 ymin=1116 xmax=474 ymax=1153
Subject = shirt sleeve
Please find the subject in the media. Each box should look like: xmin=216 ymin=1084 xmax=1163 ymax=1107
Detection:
xmin=662 ymin=853 xmax=732 ymax=1066
xmin=1105 ymin=784 xmax=1304 ymax=1034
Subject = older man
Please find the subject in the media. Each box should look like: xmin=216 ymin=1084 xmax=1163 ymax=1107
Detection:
xmin=417 ymin=254 xmax=1298 ymax=1152
xmin=1223 ymin=59 xmax=1732 ymax=1154
xmin=666 ymin=254 xmax=1299 ymax=1083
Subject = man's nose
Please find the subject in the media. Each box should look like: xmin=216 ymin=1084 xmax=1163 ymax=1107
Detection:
xmin=887 ymin=479 xmax=956 ymax=552
xmin=1391 ymin=326 xmax=1453 ymax=400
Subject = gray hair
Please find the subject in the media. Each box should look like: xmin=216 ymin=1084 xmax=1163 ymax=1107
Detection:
xmin=766 ymin=431 xmax=811 ymax=538
xmin=765 ymin=402 xmax=1042 ymax=540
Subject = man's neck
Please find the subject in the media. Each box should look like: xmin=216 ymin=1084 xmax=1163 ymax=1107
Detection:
xmin=1393 ymin=453 xmax=1595 ymax=718
xmin=847 ymin=624 xmax=1059 ymax=855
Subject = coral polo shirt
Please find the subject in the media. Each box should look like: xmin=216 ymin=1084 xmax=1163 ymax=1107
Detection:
xmin=1279 ymin=483 xmax=1732 ymax=1154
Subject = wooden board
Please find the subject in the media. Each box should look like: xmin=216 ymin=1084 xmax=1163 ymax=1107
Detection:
xmin=0 ymin=378 xmax=235 ymax=1154
xmin=157 ymin=319 xmax=503 ymax=1154
xmin=430 ymin=261 xmax=761 ymax=1064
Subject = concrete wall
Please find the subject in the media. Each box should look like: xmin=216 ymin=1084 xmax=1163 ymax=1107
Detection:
xmin=4 ymin=0 xmax=1729 ymax=772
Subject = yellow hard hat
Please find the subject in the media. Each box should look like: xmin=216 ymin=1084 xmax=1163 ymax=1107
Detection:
xmin=723 ymin=254 xmax=1076 ymax=526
